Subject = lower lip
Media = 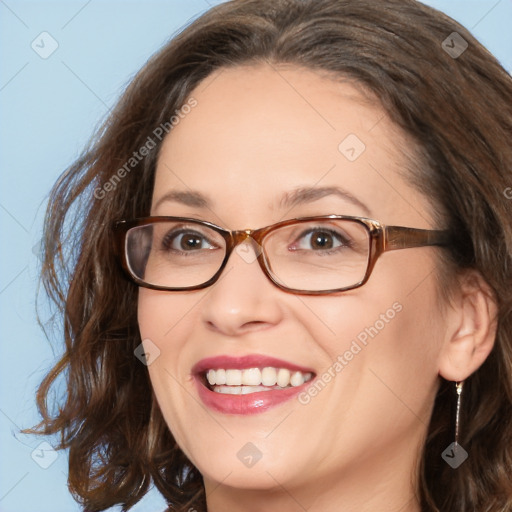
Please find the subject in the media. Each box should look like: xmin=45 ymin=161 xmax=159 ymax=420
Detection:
xmin=194 ymin=375 xmax=313 ymax=415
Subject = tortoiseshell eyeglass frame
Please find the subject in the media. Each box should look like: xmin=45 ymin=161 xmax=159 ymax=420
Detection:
xmin=113 ymin=215 xmax=450 ymax=295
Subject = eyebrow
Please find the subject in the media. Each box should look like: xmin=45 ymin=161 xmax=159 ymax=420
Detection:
xmin=153 ymin=186 xmax=371 ymax=216
xmin=153 ymin=190 xmax=210 ymax=210
xmin=280 ymin=186 xmax=372 ymax=216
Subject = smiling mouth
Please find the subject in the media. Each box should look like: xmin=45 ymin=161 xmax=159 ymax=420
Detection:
xmin=201 ymin=367 xmax=314 ymax=395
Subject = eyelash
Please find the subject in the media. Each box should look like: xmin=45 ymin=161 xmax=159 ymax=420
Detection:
xmin=161 ymin=228 xmax=215 ymax=252
xmin=291 ymin=227 xmax=353 ymax=251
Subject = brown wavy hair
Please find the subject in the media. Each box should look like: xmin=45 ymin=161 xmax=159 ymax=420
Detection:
xmin=28 ymin=0 xmax=512 ymax=510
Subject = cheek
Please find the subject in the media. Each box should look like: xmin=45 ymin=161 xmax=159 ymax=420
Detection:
xmin=301 ymin=268 xmax=444 ymax=422
xmin=137 ymin=289 xmax=198 ymax=344
xmin=137 ymin=290 xmax=203 ymax=453
xmin=137 ymin=289 xmax=206 ymax=389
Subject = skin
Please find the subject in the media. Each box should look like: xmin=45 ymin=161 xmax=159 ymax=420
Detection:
xmin=137 ymin=64 xmax=496 ymax=512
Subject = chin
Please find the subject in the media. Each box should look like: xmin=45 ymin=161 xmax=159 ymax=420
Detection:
xmin=199 ymin=462 xmax=295 ymax=490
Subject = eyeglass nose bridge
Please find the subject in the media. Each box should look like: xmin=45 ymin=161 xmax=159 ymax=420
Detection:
xmin=227 ymin=229 xmax=265 ymax=265
xmin=231 ymin=228 xmax=254 ymax=241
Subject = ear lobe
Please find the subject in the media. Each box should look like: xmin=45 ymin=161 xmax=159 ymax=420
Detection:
xmin=438 ymin=270 xmax=498 ymax=382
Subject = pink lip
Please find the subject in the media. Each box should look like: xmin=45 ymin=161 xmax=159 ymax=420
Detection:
xmin=194 ymin=379 xmax=313 ymax=415
xmin=192 ymin=354 xmax=316 ymax=415
xmin=192 ymin=354 xmax=314 ymax=415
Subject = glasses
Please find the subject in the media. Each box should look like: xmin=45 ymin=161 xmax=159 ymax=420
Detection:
xmin=114 ymin=215 xmax=450 ymax=295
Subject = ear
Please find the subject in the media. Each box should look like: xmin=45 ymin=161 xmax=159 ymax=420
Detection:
xmin=438 ymin=270 xmax=498 ymax=382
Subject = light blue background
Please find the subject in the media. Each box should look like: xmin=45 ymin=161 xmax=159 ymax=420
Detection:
xmin=1 ymin=1 xmax=511 ymax=511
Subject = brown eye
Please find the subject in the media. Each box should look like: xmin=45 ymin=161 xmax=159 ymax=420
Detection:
xmin=162 ymin=230 xmax=215 ymax=252
xmin=293 ymin=228 xmax=351 ymax=252
xmin=309 ymin=231 xmax=334 ymax=250
xmin=179 ymin=233 xmax=203 ymax=250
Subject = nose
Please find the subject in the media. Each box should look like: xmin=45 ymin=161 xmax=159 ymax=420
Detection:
xmin=200 ymin=239 xmax=284 ymax=336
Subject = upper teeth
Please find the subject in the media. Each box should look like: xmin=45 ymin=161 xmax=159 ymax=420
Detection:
xmin=206 ymin=367 xmax=313 ymax=388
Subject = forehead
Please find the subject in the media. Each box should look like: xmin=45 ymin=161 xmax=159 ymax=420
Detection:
xmin=153 ymin=64 xmax=432 ymax=228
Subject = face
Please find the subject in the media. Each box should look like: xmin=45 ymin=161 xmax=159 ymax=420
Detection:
xmin=138 ymin=65 xmax=446 ymax=502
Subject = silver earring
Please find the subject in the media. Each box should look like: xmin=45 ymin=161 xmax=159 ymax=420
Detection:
xmin=441 ymin=381 xmax=468 ymax=468
xmin=454 ymin=381 xmax=463 ymax=446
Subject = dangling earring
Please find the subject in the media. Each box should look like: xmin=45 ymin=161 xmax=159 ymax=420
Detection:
xmin=454 ymin=381 xmax=463 ymax=446
xmin=442 ymin=380 xmax=468 ymax=468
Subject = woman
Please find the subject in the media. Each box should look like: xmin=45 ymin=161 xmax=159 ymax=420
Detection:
xmin=30 ymin=0 xmax=512 ymax=510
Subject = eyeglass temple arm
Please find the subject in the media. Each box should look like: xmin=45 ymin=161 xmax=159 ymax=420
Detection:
xmin=383 ymin=226 xmax=450 ymax=251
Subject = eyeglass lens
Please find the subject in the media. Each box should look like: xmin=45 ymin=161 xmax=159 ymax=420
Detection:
xmin=125 ymin=219 xmax=371 ymax=292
